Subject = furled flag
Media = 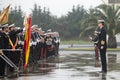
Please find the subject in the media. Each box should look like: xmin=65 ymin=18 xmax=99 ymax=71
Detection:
xmin=23 ymin=16 xmax=28 ymax=29
xmin=23 ymin=15 xmax=32 ymax=69
xmin=0 ymin=4 xmax=10 ymax=24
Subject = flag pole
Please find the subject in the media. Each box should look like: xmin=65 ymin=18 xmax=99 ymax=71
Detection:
xmin=23 ymin=14 xmax=32 ymax=70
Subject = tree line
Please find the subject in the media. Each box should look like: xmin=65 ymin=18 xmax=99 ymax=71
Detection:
xmin=1 ymin=4 xmax=120 ymax=48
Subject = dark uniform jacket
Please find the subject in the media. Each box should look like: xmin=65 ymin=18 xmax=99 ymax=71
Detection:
xmin=2 ymin=32 xmax=9 ymax=49
xmin=98 ymin=27 xmax=107 ymax=49
xmin=8 ymin=29 xmax=23 ymax=49
xmin=0 ymin=31 xmax=4 ymax=49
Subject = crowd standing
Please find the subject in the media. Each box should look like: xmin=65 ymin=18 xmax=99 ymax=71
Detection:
xmin=0 ymin=24 xmax=60 ymax=78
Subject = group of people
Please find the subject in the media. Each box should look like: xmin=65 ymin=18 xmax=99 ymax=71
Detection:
xmin=89 ymin=19 xmax=107 ymax=74
xmin=0 ymin=24 xmax=60 ymax=78
xmin=0 ymin=19 xmax=107 ymax=78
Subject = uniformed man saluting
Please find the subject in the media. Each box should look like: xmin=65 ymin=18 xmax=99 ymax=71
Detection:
xmin=7 ymin=24 xmax=23 ymax=74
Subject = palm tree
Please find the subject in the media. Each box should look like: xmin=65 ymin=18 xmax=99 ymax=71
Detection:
xmin=80 ymin=8 xmax=98 ymax=38
xmin=80 ymin=4 xmax=120 ymax=48
xmin=96 ymin=4 xmax=120 ymax=48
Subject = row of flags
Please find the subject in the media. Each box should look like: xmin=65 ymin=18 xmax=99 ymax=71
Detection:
xmin=0 ymin=4 xmax=32 ymax=70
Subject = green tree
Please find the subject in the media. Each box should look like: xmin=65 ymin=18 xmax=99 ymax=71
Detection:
xmin=55 ymin=5 xmax=88 ymax=40
xmin=96 ymin=4 xmax=120 ymax=48
xmin=8 ymin=6 xmax=23 ymax=27
xmin=81 ymin=4 xmax=120 ymax=48
xmin=80 ymin=8 xmax=98 ymax=39
xmin=32 ymin=4 xmax=52 ymax=31
xmin=66 ymin=5 xmax=88 ymax=38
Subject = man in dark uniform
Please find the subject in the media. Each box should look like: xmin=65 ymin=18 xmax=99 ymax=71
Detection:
xmin=7 ymin=24 xmax=23 ymax=73
xmin=89 ymin=31 xmax=99 ymax=67
xmin=90 ymin=20 xmax=107 ymax=73
xmin=0 ymin=30 xmax=5 ymax=78
xmin=0 ymin=24 xmax=9 ymax=78
xmin=97 ymin=20 xmax=107 ymax=73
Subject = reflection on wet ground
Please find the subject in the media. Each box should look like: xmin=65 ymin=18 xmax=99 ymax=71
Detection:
xmin=2 ymin=51 xmax=120 ymax=80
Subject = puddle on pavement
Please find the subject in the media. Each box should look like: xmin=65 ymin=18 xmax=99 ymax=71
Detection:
xmin=2 ymin=51 xmax=120 ymax=80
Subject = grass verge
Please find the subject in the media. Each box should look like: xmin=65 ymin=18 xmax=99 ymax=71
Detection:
xmin=61 ymin=47 xmax=120 ymax=51
xmin=61 ymin=40 xmax=92 ymax=45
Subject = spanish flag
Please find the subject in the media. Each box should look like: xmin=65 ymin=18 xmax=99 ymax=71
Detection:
xmin=0 ymin=4 xmax=10 ymax=24
xmin=23 ymin=15 xmax=32 ymax=69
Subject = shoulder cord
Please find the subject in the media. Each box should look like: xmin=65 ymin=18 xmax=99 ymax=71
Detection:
xmin=7 ymin=35 xmax=18 ymax=51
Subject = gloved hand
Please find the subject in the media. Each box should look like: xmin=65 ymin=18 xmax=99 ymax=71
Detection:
xmin=0 ymin=50 xmax=3 ymax=55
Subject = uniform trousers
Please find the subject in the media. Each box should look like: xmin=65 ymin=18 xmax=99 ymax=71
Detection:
xmin=99 ymin=48 xmax=107 ymax=72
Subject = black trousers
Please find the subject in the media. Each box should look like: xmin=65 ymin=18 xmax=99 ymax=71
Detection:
xmin=0 ymin=51 xmax=8 ymax=76
xmin=7 ymin=51 xmax=21 ymax=72
xmin=99 ymin=48 xmax=107 ymax=72
xmin=0 ymin=58 xmax=6 ymax=76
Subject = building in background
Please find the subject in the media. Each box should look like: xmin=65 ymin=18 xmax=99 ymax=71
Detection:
xmin=102 ymin=0 xmax=120 ymax=5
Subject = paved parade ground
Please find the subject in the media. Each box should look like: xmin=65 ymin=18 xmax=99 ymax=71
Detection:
xmin=1 ymin=49 xmax=120 ymax=80
xmin=1 ymin=0 xmax=120 ymax=80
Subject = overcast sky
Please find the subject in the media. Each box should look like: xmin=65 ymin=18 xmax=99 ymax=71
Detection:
xmin=0 ymin=0 xmax=103 ymax=17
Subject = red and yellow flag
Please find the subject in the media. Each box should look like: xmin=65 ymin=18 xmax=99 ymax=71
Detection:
xmin=0 ymin=4 xmax=10 ymax=24
xmin=23 ymin=15 xmax=32 ymax=69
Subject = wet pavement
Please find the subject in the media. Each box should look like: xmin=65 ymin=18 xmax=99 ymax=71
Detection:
xmin=1 ymin=50 xmax=120 ymax=80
